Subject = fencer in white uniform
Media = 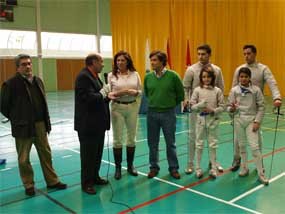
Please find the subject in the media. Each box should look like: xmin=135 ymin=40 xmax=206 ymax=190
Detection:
xmin=228 ymin=67 xmax=269 ymax=185
xmin=183 ymin=44 xmax=224 ymax=174
xmin=190 ymin=65 xmax=224 ymax=179
xmin=231 ymin=45 xmax=282 ymax=171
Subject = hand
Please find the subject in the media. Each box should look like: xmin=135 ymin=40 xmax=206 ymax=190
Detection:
xmin=108 ymin=92 xmax=118 ymax=100
xmin=229 ymin=103 xmax=237 ymax=113
xmin=127 ymin=89 xmax=138 ymax=96
xmin=252 ymin=121 xmax=260 ymax=132
xmin=202 ymin=107 xmax=214 ymax=113
xmin=183 ymin=100 xmax=189 ymax=108
xmin=273 ymin=99 xmax=282 ymax=107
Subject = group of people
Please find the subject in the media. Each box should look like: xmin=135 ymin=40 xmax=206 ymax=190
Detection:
xmin=0 ymin=44 xmax=282 ymax=196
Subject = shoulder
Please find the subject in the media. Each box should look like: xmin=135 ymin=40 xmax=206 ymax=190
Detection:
xmin=251 ymin=84 xmax=262 ymax=92
xmin=214 ymin=86 xmax=222 ymax=93
xmin=256 ymin=62 xmax=269 ymax=71
xmin=235 ymin=64 xmax=246 ymax=73
xmin=186 ymin=63 xmax=199 ymax=72
xmin=211 ymin=63 xmax=222 ymax=72
xmin=166 ymin=69 xmax=179 ymax=77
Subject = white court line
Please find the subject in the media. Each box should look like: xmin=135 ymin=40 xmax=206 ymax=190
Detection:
xmin=53 ymin=143 xmax=260 ymax=214
xmin=230 ymin=172 xmax=285 ymax=203
xmin=62 ymin=155 xmax=72 ymax=159
xmin=0 ymin=168 xmax=11 ymax=172
xmin=147 ymin=176 xmax=261 ymax=214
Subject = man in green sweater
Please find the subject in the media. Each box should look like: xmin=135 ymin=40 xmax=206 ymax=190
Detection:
xmin=144 ymin=50 xmax=184 ymax=179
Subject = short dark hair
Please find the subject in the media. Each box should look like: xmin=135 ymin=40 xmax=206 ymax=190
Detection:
xmin=238 ymin=67 xmax=251 ymax=78
xmin=15 ymin=54 xmax=31 ymax=67
xmin=149 ymin=50 xmax=167 ymax=66
xmin=243 ymin=45 xmax=257 ymax=54
xmin=197 ymin=44 xmax=211 ymax=54
xmin=199 ymin=65 xmax=216 ymax=87
xmin=85 ymin=54 xmax=102 ymax=66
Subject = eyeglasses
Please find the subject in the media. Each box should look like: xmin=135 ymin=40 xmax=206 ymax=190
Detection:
xmin=20 ymin=62 xmax=32 ymax=66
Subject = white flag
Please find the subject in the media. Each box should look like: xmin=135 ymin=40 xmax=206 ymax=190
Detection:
xmin=145 ymin=39 xmax=151 ymax=73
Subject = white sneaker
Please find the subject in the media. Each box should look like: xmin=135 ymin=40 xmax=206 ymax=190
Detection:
xmin=239 ymin=167 xmax=249 ymax=177
xmin=209 ymin=169 xmax=217 ymax=179
xmin=216 ymin=163 xmax=224 ymax=173
xmin=259 ymin=174 xmax=269 ymax=185
xmin=184 ymin=163 xmax=194 ymax=174
xmin=196 ymin=168 xmax=203 ymax=179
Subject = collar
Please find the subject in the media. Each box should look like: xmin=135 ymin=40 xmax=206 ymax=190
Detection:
xmin=239 ymin=83 xmax=253 ymax=94
xmin=154 ymin=67 xmax=167 ymax=78
xmin=202 ymin=85 xmax=214 ymax=89
xmin=87 ymin=67 xmax=98 ymax=78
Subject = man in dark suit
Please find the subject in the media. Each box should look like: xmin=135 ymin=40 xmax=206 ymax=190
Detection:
xmin=74 ymin=54 xmax=110 ymax=194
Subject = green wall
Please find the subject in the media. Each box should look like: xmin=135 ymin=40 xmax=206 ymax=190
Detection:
xmin=0 ymin=0 xmax=111 ymax=34
xmin=1 ymin=0 xmax=111 ymax=91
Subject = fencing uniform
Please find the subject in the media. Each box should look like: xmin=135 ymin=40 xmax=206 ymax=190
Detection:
xmin=190 ymin=86 xmax=224 ymax=178
xmin=228 ymin=84 xmax=268 ymax=184
xmin=231 ymin=62 xmax=281 ymax=169
xmin=183 ymin=62 xmax=224 ymax=172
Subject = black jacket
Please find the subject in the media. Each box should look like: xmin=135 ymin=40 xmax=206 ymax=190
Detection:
xmin=0 ymin=73 xmax=51 ymax=138
xmin=74 ymin=68 xmax=110 ymax=134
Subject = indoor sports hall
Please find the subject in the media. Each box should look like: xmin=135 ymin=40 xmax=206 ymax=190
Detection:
xmin=1 ymin=1 xmax=285 ymax=213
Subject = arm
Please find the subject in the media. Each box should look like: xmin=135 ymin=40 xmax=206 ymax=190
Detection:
xmin=232 ymin=68 xmax=239 ymax=88
xmin=190 ymin=88 xmax=206 ymax=112
xmin=76 ymin=74 xmax=105 ymax=105
xmin=216 ymin=68 xmax=225 ymax=93
xmin=227 ymin=88 xmax=238 ymax=114
xmin=183 ymin=67 xmax=193 ymax=105
xmin=143 ymin=75 xmax=149 ymax=98
xmin=0 ymin=82 xmax=11 ymax=119
xmin=175 ymin=73 xmax=185 ymax=104
xmin=263 ymin=66 xmax=282 ymax=106
xmin=254 ymin=88 xmax=265 ymax=124
xmin=213 ymin=89 xmax=225 ymax=115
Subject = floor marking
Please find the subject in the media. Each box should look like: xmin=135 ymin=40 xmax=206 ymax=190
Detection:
xmin=119 ymin=173 xmax=261 ymax=214
xmin=0 ymin=168 xmax=11 ymax=172
xmin=229 ymin=172 xmax=285 ymax=203
xmin=262 ymin=127 xmax=285 ymax=132
xmin=62 ymin=155 xmax=72 ymax=158
xmin=52 ymin=140 xmax=285 ymax=214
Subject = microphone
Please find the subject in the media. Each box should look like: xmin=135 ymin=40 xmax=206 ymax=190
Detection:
xmin=104 ymin=73 xmax=108 ymax=84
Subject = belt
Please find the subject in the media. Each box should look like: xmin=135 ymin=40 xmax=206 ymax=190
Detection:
xmin=114 ymin=100 xmax=136 ymax=105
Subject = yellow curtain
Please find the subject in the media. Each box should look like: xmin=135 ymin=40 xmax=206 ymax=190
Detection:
xmin=111 ymin=0 xmax=285 ymax=96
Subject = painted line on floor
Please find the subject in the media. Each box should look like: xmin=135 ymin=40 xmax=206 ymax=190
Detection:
xmin=229 ymin=172 xmax=285 ymax=203
xmin=62 ymin=155 xmax=72 ymax=159
xmin=119 ymin=170 xmax=261 ymax=214
xmin=53 ymin=142 xmax=285 ymax=214
xmin=118 ymin=146 xmax=285 ymax=214
xmin=0 ymin=168 xmax=11 ymax=172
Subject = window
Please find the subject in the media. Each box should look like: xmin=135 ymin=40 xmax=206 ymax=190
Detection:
xmin=0 ymin=29 xmax=112 ymax=58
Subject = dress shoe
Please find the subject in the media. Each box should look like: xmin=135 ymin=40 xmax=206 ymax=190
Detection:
xmin=82 ymin=186 xmax=96 ymax=195
xmin=147 ymin=169 xmax=159 ymax=178
xmin=25 ymin=187 xmax=35 ymax=196
xmin=47 ymin=182 xmax=67 ymax=190
xmin=170 ymin=171 xmax=181 ymax=179
xmin=94 ymin=178 xmax=109 ymax=185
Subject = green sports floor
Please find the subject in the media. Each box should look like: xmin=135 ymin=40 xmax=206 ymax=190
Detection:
xmin=0 ymin=91 xmax=284 ymax=214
